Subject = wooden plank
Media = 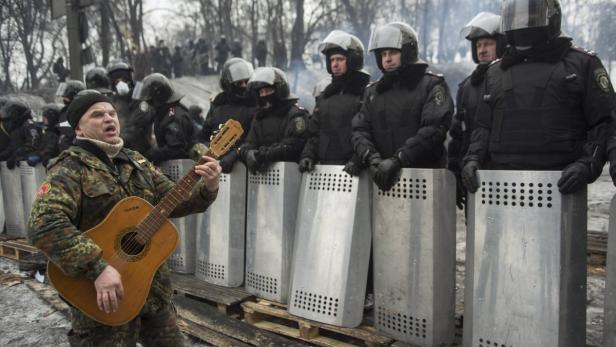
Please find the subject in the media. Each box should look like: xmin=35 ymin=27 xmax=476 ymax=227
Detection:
xmin=24 ymin=280 xmax=70 ymax=317
xmin=177 ymin=317 xmax=252 ymax=347
xmin=171 ymin=273 xmax=253 ymax=306
xmin=174 ymin=295 xmax=310 ymax=346
xmin=252 ymin=321 xmax=356 ymax=347
xmin=241 ymin=301 xmax=392 ymax=345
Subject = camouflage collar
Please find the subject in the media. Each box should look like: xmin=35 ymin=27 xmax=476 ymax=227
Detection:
xmin=63 ymin=145 xmax=115 ymax=173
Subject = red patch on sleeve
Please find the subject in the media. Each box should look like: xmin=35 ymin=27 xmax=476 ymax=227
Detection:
xmin=37 ymin=182 xmax=51 ymax=197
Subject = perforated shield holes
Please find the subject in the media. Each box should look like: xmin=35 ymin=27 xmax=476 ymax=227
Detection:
xmin=248 ymin=169 xmax=281 ymax=185
xmin=480 ymin=180 xmax=554 ymax=208
xmin=377 ymin=177 xmax=429 ymax=200
xmin=478 ymin=338 xmax=512 ymax=347
xmin=246 ymin=271 xmax=278 ymax=295
xmin=167 ymin=253 xmax=185 ymax=270
xmin=197 ymin=260 xmax=226 ymax=280
xmin=293 ymin=290 xmax=340 ymax=317
xmin=377 ymin=307 xmax=428 ymax=340
xmin=307 ymin=171 xmax=353 ymax=193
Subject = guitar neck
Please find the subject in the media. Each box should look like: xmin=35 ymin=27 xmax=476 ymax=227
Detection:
xmin=137 ymin=150 xmax=215 ymax=240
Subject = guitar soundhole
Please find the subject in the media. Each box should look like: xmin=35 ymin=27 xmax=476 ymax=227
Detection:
xmin=120 ymin=232 xmax=145 ymax=256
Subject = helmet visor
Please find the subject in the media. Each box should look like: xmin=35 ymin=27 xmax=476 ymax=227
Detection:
xmin=55 ymin=82 xmax=67 ymax=97
xmin=461 ymin=12 xmax=502 ymax=39
xmin=502 ymin=0 xmax=550 ymax=32
xmin=368 ymin=25 xmax=405 ymax=51
xmin=228 ymin=62 xmax=254 ymax=83
xmin=248 ymin=68 xmax=276 ymax=86
xmin=319 ymin=30 xmax=361 ymax=53
xmin=131 ymin=81 xmax=146 ymax=101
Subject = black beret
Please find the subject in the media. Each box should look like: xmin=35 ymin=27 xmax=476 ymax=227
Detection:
xmin=66 ymin=92 xmax=113 ymax=129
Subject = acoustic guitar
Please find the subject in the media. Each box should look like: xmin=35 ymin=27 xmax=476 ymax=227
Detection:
xmin=47 ymin=119 xmax=243 ymax=326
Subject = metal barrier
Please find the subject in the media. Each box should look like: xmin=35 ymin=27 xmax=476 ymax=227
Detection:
xmin=288 ymin=165 xmax=372 ymax=327
xmin=245 ymin=162 xmax=301 ymax=303
xmin=605 ymin=194 xmax=616 ymax=347
xmin=159 ymin=159 xmax=198 ymax=274
xmin=1 ymin=162 xmax=26 ymax=236
xmin=195 ymin=163 xmax=247 ymax=287
xmin=464 ymin=170 xmax=587 ymax=347
xmin=372 ymin=168 xmax=456 ymax=346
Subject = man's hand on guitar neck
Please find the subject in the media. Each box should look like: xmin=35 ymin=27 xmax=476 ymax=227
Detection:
xmin=194 ymin=155 xmax=222 ymax=192
xmin=94 ymin=265 xmax=124 ymax=314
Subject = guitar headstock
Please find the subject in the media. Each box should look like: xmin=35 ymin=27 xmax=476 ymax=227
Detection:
xmin=207 ymin=119 xmax=244 ymax=159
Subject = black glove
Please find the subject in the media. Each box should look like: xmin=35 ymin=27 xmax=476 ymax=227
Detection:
xmin=374 ymin=157 xmax=401 ymax=191
xmin=27 ymin=155 xmax=41 ymax=167
xmin=343 ymin=160 xmax=361 ymax=176
xmin=461 ymin=160 xmax=480 ymax=193
xmin=455 ymin=173 xmax=467 ymax=210
xmin=6 ymin=158 xmax=18 ymax=170
xmin=558 ymin=162 xmax=590 ymax=194
xmin=245 ymin=150 xmax=261 ymax=174
xmin=41 ymin=156 xmax=51 ymax=167
xmin=298 ymin=157 xmax=314 ymax=173
xmin=218 ymin=154 xmax=236 ymax=174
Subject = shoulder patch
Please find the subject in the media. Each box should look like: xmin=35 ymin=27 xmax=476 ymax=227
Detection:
xmin=431 ymin=85 xmax=447 ymax=106
xmin=37 ymin=182 xmax=51 ymax=197
xmin=426 ymin=70 xmax=444 ymax=78
xmin=594 ymin=68 xmax=614 ymax=93
xmin=572 ymin=46 xmax=597 ymax=56
xmin=490 ymin=58 xmax=502 ymax=66
xmin=294 ymin=117 xmax=306 ymax=134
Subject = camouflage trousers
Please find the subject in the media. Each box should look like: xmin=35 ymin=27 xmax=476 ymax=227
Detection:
xmin=66 ymin=302 xmax=185 ymax=347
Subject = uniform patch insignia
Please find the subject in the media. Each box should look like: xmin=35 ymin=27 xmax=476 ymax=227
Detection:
xmin=294 ymin=117 xmax=306 ymax=134
xmin=594 ymin=68 xmax=613 ymax=93
xmin=432 ymin=85 xmax=446 ymax=106
xmin=139 ymin=101 xmax=149 ymax=112
xmin=37 ymin=182 xmax=51 ymax=197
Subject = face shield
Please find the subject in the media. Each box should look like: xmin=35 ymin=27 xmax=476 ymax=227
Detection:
xmin=319 ymin=30 xmax=364 ymax=53
xmin=461 ymin=12 xmax=502 ymax=39
xmin=131 ymin=81 xmax=146 ymax=101
xmin=502 ymin=0 xmax=552 ymax=32
xmin=368 ymin=25 xmax=407 ymax=52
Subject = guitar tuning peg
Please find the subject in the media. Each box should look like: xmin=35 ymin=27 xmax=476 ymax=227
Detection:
xmin=209 ymin=135 xmax=214 ymax=141
xmin=218 ymin=124 xmax=224 ymax=129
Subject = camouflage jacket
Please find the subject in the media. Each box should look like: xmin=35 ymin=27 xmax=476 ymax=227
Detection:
xmin=27 ymin=142 xmax=217 ymax=309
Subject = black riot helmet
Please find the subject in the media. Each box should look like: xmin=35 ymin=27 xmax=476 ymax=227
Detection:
xmin=319 ymin=30 xmax=366 ymax=75
xmin=248 ymin=67 xmax=295 ymax=107
xmin=42 ymin=103 xmax=63 ymax=127
xmin=85 ymin=67 xmax=112 ymax=95
xmin=368 ymin=22 xmax=419 ymax=72
xmin=56 ymin=80 xmax=85 ymax=104
xmin=461 ymin=12 xmax=506 ymax=63
xmin=220 ymin=57 xmax=254 ymax=94
xmin=107 ymin=60 xmax=134 ymax=86
xmin=1 ymin=100 xmax=32 ymax=131
xmin=132 ymin=73 xmax=183 ymax=106
xmin=502 ymin=0 xmax=562 ymax=50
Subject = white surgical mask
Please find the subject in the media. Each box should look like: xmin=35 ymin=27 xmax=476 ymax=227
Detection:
xmin=115 ymin=81 xmax=130 ymax=96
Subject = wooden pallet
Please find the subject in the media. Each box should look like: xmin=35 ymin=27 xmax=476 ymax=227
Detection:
xmin=170 ymin=272 xmax=254 ymax=315
xmin=0 ymin=239 xmax=39 ymax=261
xmin=242 ymin=300 xmax=394 ymax=347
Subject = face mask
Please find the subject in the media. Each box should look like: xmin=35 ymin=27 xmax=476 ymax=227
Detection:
xmin=258 ymin=93 xmax=277 ymax=108
xmin=115 ymin=81 xmax=130 ymax=96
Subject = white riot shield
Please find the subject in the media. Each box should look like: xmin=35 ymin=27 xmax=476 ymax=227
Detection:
xmin=288 ymin=165 xmax=371 ymax=327
xmin=605 ymin=195 xmax=616 ymax=346
xmin=245 ymin=162 xmax=301 ymax=303
xmin=195 ymin=163 xmax=247 ymax=287
xmin=373 ymin=168 xmax=456 ymax=346
xmin=159 ymin=159 xmax=198 ymax=274
xmin=0 ymin=177 xmax=4 ymax=232
xmin=20 ymin=162 xmax=47 ymax=227
xmin=464 ymin=170 xmax=587 ymax=347
xmin=1 ymin=162 xmax=26 ymax=236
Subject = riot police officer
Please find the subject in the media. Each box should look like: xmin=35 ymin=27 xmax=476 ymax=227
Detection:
xmin=56 ymin=80 xmax=85 ymax=151
xmin=0 ymin=101 xmax=41 ymax=169
xmin=448 ymin=12 xmax=505 ymax=209
xmin=462 ymin=0 xmax=614 ymax=195
xmin=299 ymin=30 xmax=370 ymax=175
xmin=85 ymin=67 xmax=113 ymax=96
xmin=134 ymin=73 xmax=194 ymax=164
xmin=238 ymin=67 xmax=307 ymax=174
xmin=0 ymin=97 xmax=10 ymax=150
xmin=107 ymin=60 xmax=152 ymax=153
xmin=200 ymin=57 xmax=257 ymax=173
xmin=352 ymin=22 xmax=454 ymax=191
xmin=28 ymin=104 xmax=62 ymax=167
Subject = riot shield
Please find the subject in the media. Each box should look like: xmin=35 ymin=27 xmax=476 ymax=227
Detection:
xmin=159 ymin=159 xmax=198 ymax=274
xmin=0 ymin=177 xmax=4 ymax=233
xmin=20 ymin=162 xmax=47 ymax=228
xmin=195 ymin=163 xmax=247 ymax=287
xmin=464 ymin=170 xmax=587 ymax=347
xmin=245 ymin=162 xmax=301 ymax=303
xmin=1 ymin=162 xmax=26 ymax=236
xmin=288 ymin=165 xmax=371 ymax=327
xmin=605 ymin=194 xmax=616 ymax=346
xmin=373 ymin=168 xmax=456 ymax=346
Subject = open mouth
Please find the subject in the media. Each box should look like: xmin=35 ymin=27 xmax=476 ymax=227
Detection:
xmin=104 ymin=125 xmax=117 ymax=135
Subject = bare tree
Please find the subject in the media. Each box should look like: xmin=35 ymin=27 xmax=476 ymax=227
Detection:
xmin=0 ymin=1 xmax=17 ymax=91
